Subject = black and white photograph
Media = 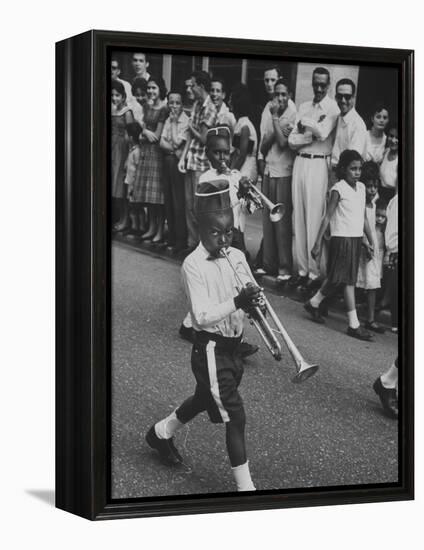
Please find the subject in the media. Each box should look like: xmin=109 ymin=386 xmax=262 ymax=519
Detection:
xmin=110 ymin=48 xmax=402 ymax=499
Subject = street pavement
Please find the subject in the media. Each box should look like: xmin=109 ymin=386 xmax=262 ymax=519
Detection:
xmin=111 ymin=242 xmax=398 ymax=499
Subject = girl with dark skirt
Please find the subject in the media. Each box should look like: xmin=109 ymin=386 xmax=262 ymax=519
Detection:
xmin=111 ymin=80 xmax=135 ymax=231
xmin=304 ymin=150 xmax=375 ymax=341
xmin=133 ymin=75 xmax=168 ymax=243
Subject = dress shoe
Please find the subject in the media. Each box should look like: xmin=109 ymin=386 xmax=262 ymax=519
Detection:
xmin=179 ymin=324 xmax=195 ymax=343
xmin=304 ymin=301 xmax=325 ymax=324
xmin=346 ymin=325 xmax=374 ymax=341
xmin=373 ymin=377 xmax=398 ymax=419
xmin=145 ymin=425 xmax=183 ymax=465
xmin=237 ymin=342 xmax=259 ymax=358
xmin=364 ymin=321 xmax=386 ymax=334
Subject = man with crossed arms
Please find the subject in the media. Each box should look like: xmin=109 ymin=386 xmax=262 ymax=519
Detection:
xmin=288 ymin=67 xmax=340 ymax=287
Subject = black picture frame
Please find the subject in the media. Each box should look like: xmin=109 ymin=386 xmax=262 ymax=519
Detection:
xmin=56 ymin=29 xmax=414 ymax=521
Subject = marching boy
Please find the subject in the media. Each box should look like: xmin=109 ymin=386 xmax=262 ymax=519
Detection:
xmin=146 ymin=179 xmax=262 ymax=491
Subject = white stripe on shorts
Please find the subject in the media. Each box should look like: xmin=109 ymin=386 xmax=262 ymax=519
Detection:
xmin=206 ymin=340 xmax=230 ymax=422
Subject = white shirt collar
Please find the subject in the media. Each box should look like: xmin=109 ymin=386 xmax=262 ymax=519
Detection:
xmin=341 ymin=107 xmax=357 ymax=124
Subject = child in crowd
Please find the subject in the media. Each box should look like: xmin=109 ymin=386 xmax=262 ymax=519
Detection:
xmin=259 ymin=78 xmax=296 ymax=281
xmin=160 ymin=91 xmax=190 ymax=252
xmin=133 ymin=75 xmax=169 ymax=243
xmin=379 ymin=126 xmax=398 ymax=203
xmin=356 ymin=162 xmax=385 ymax=333
xmin=384 ymin=192 xmax=398 ymax=333
xmin=132 ymin=77 xmax=148 ymax=108
xmin=304 ymin=150 xmax=375 ymax=341
xmin=229 ymin=84 xmax=258 ymax=182
xmin=364 ymin=103 xmax=389 ymax=164
xmin=111 ymin=80 xmax=134 ymax=231
xmin=146 ymin=179 xmax=261 ymax=491
xmin=124 ymin=122 xmax=145 ymax=237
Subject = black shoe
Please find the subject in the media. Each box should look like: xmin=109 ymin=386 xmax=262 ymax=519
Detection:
xmin=179 ymin=324 xmax=195 ymax=343
xmin=145 ymin=425 xmax=183 ymax=465
xmin=364 ymin=321 xmax=386 ymax=334
xmin=373 ymin=377 xmax=398 ymax=419
xmin=304 ymin=301 xmax=325 ymax=324
xmin=346 ymin=325 xmax=374 ymax=341
xmin=238 ymin=342 xmax=259 ymax=358
xmin=289 ymin=275 xmax=308 ymax=288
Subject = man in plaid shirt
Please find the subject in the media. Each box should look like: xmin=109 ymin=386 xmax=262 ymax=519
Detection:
xmin=179 ymin=70 xmax=218 ymax=250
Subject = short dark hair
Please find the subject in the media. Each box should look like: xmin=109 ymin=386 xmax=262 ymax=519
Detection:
xmin=361 ymin=161 xmax=380 ymax=183
xmin=264 ymin=66 xmax=281 ymax=78
xmin=336 ymin=149 xmax=363 ymax=180
xmin=312 ymin=67 xmax=330 ymax=82
xmin=370 ymin=101 xmax=389 ymax=117
xmin=167 ymin=90 xmax=183 ymax=100
xmin=126 ymin=122 xmax=142 ymax=141
xmin=191 ymin=70 xmax=212 ymax=92
xmin=131 ymin=77 xmax=148 ymax=96
xmin=230 ymin=83 xmax=253 ymax=119
xmin=210 ymin=78 xmax=226 ymax=93
xmin=147 ymin=74 xmax=168 ymax=100
xmin=274 ymin=78 xmax=289 ymax=93
xmin=111 ymin=80 xmax=126 ymax=99
xmin=336 ymin=78 xmax=356 ymax=96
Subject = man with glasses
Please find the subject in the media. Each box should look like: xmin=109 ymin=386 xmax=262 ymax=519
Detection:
xmin=288 ymin=67 xmax=340 ymax=288
xmin=331 ymin=78 xmax=367 ymax=171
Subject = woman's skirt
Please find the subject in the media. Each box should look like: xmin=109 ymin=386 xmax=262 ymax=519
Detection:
xmin=327 ymin=236 xmax=362 ymax=285
xmin=133 ymin=142 xmax=164 ymax=204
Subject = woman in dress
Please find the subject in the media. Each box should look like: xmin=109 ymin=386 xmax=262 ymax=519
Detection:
xmin=364 ymin=103 xmax=389 ymax=164
xmin=133 ymin=75 xmax=168 ymax=243
xmin=111 ymin=80 xmax=135 ymax=231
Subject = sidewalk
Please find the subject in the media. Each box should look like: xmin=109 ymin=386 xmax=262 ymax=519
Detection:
xmin=112 ymin=232 xmax=394 ymax=330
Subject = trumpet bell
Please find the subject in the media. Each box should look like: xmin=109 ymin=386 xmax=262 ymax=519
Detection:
xmin=291 ymin=363 xmax=319 ymax=384
xmin=270 ymin=203 xmax=285 ymax=223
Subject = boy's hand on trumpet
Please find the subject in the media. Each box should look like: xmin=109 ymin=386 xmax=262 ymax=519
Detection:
xmin=234 ymin=282 xmax=263 ymax=312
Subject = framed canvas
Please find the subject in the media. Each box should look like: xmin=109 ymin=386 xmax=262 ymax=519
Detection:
xmin=56 ymin=29 xmax=414 ymax=520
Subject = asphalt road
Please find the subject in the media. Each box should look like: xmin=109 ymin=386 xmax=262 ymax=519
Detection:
xmin=111 ymin=242 xmax=398 ymax=499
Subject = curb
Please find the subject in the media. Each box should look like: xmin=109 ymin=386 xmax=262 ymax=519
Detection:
xmin=113 ymin=234 xmax=394 ymax=331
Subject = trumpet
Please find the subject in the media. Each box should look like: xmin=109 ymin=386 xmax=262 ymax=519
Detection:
xmin=217 ymin=161 xmax=285 ymax=223
xmin=220 ymin=248 xmax=319 ymax=383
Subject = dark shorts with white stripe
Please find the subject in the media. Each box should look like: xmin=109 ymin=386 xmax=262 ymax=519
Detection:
xmin=190 ymin=331 xmax=245 ymax=424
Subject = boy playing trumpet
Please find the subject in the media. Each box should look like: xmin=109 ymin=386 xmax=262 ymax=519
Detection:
xmin=146 ymin=179 xmax=262 ymax=491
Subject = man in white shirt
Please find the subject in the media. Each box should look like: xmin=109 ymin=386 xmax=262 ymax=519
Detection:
xmin=131 ymin=52 xmax=150 ymax=83
xmin=288 ymin=67 xmax=340 ymax=285
xmin=331 ymin=78 xmax=367 ymax=169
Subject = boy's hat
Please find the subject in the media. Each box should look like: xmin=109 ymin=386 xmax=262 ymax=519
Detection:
xmin=206 ymin=125 xmax=231 ymax=144
xmin=195 ymin=179 xmax=231 ymax=214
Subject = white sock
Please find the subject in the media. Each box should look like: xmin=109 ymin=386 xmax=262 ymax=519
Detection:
xmin=310 ymin=291 xmax=325 ymax=308
xmin=182 ymin=313 xmax=192 ymax=328
xmin=231 ymin=461 xmax=256 ymax=491
xmin=347 ymin=309 xmax=360 ymax=329
xmin=155 ymin=411 xmax=183 ymax=439
xmin=380 ymin=363 xmax=398 ymax=389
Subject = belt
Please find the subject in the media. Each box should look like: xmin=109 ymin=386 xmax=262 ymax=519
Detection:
xmin=194 ymin=330 xmax=242 ymax=351
xmin=297 ymin=153 xmax=330 ymax=159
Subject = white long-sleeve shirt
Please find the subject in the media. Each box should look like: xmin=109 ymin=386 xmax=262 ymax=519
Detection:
xmin=182 ymin=244 xmax=256 ymax=337
xmin=288 ymin=95 xmax=339 ymax=155
xmin=331 ymin=108 xmax=367 ymax=167
xmin=385 ymin=194 xmax=398 ymax=254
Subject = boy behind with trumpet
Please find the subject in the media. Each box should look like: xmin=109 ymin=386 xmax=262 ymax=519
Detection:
xmin=146 ymin=179 xmax=262 ymax=491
